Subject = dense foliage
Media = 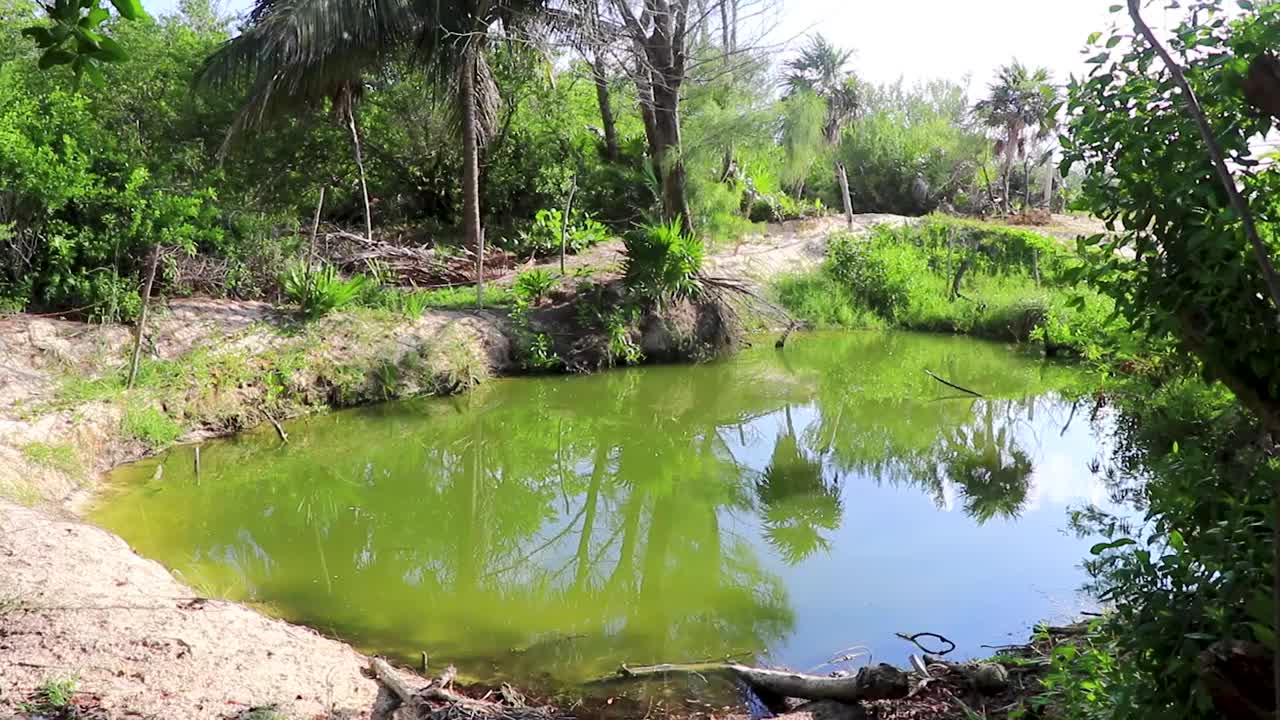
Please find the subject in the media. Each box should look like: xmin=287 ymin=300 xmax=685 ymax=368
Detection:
xmin=1052 ymin=1 xmax=1280 ymax=718
xmin=0 ymin=0 xmax=1047 ymax=319
xmin=778 ymin=217 xmax=1123 ymax=357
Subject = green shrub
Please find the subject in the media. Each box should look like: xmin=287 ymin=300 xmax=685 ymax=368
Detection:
xmin=621 ymin=219 xmax=705 ymax=303
xmin=826 ymin=232 xmax=931 ymax=319
xmin=513 ymin=268 xmax=558 ymax=305
xmin=748 ymin=194 xmax=825 ymax=223
xmin=507 ymin=209 xmax=611 ymax=256
xmin=280 ymin=260 xmax=370 ymax=318
xmin=778 ymin=218 xmax=1124 ymax=357
xmin=20 ymin=675 xmax=79 ymax=715
xmin=773 ymin=272 xmax=883 ymax=329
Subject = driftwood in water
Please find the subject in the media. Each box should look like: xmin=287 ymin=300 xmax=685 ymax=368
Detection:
xmin=612 ymin=661 xmax=909 ymax=704
xmin=924 ymin=370 xmax=984 ymax=399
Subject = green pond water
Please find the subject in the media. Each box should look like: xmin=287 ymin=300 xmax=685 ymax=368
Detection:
xmin=91 ymin=331 xmax=1114 ymax=688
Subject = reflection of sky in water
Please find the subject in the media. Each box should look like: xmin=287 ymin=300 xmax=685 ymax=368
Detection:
xmin=723 ymin=399 xmax=1119 ymax=669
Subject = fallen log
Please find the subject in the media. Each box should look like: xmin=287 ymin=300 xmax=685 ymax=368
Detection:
xmin=612 ymin=661 xmax=909 ymax=704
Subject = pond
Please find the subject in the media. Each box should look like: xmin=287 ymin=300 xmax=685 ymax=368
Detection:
xmin=90 ymin=331 xmax=1115 ymax=688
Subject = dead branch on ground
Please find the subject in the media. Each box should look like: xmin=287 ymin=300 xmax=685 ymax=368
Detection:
xmin=604 ymin=661 xmax=910 ymax=704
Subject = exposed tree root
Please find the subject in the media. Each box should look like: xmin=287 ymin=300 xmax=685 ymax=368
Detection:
xmin=369 ymin=658 xmax=563 ymax=720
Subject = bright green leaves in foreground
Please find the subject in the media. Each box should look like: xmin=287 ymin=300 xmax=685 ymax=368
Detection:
xmin=23 ymin=0 xmax=146 ymax=81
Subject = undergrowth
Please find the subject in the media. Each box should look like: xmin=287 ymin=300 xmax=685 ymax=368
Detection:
xmin=775 ymin=216 xmax=1131 ymax=360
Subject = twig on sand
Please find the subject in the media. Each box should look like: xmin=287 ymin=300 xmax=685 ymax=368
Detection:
xmin=924 ymin=370 xmax=984 ymax=399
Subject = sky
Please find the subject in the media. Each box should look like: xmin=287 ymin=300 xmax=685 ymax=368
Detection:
xmin=769 ymin=0 xmax=1137 ymax=91
xmin=142 ymin=0 xmax=1159 ymax=93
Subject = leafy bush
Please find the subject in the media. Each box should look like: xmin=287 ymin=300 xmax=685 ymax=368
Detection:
xmin=280 ymin=260 xmax=369 ymax=318
xmin=1065 ymin=376 xmax=1275 ymax=720
xmin=827 ymin=81 xmax=991 ymax=216
xmin=513 ymin=268 xmax=557 ymax=305
xmin=507 ymin=209 xmax=612 ymax=257
xmin=621 ymin=219 xmax=705 ymax=303
xmin=748 ymin=194 xmax=825 ymax=223
xmin=779 ymin=219 xmax=1123 ymax=356
xmin=826 ymin=232 xmax=930 ymax=319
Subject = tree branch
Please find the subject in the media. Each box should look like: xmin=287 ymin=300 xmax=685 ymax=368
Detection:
xmin=1127 ymin=0 xmax=1280 ymax=321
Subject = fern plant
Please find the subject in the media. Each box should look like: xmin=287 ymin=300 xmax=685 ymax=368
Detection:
xmin=514 ymin=268 xmax=557 ymax=305
xmin=621 ymin=218 xmax=704 ymax=304
xmin=280 ymin=260 xmax=368 ymax=318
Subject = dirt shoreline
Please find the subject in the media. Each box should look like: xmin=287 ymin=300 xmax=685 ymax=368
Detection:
xmin=4 ymin=213 xmax=1101 ymax=720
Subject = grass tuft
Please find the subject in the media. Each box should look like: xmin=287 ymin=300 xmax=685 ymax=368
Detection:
xmin=121 ymin=399 xmax=183 ymax=448
xmin=20 ymin=442 xmax=84 ymax=479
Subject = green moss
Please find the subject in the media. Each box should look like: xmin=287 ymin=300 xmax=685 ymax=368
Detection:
xmin=20 ymin=442 xmax=84 ymax=479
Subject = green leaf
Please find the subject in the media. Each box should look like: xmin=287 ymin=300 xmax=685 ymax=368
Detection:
xmin=82 ymin=6 xmax=109 ymax=27
xmin=92 ymin=36 xmax=127 ymax=62
xmin=1090 ymin=538 xmax=1137 ymax=555
xmin=1107 ymin=35 xmax=1122 ymax=48
xmin=1088 ymin=31 xmax=1103 ymax=45
xmin=1168 ymin=530 xmax=1184 ymax=551
xmin=1087 ymin=53 xmax=1110 ymax=64
xmin=22 ymin=26 xmax=61 ymax=48
xmin=1249 ymin=622 xmax=1275 ymax=646
xmin=108 ymin=0 xmax=146 ymax=21
xmin=1171 ymin=440 xmax=1179 ymax=455
xmin=80 ymin=59 xmax=106 ymax=86
xmin=38 ymin=47 xmax=76 ymax=69
xmin=1109 ymin=4 xmax=1123 ymax=11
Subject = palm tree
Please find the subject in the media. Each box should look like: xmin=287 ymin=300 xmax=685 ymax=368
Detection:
xmin=756 ymin=406 xmax=843 ymax=564
xmin=782 ymin=34 xmax=860 ymax=219
xmin=973 ymin=61 xmax=1058 ymax=213
xmin=783 ymin=34 xmax=860 ymax=144
xmin=196 ymin=0 xmax=546 ymax=304
xmin=932 ymin=402 xmax=1033 ymax=524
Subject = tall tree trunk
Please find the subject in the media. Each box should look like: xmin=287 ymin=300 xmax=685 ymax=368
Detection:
xmin=591 ymin=57 xmax=620 ymax=163
xmin=650 ymin=81 xmax=693 ymax=235
xmin=127 ymin=245 xmax=161 ymax=389
xmin=1043 ymin=160 xmax=1054 ymax=209
xmin=1022 ymin=155 xmax=1032 ymax=211
xmin=460 ymin=47 xmax=484 ymax=308
xmin=731 ymin=0 xmax=738 ymax=49
xmin=305 ymin=186 xmax=326 ymax=303
xmin=635 ymin=62 xmax=663 ymax=187
xmin=346 ymin=104 xmax=373 ymax=242
xmin=718 ymin=0 xmax=735 ymax=185
xmin=560 ymin=175 xmax=577 ymax=274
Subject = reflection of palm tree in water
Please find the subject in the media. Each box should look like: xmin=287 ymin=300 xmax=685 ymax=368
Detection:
xmin=935 ymin=400 xmax=1034 ymax=523
xmin=756 ymin=405 xmax=843 ymax=564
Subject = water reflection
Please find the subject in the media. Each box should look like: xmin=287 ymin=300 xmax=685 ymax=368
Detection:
xmin=92 ymin=331 xmax=1104 ymax=685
